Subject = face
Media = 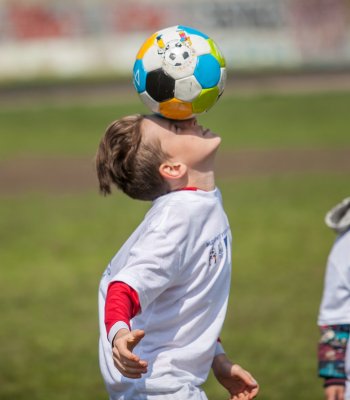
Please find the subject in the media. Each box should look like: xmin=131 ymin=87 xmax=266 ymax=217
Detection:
xmin=141 ymin=116 xmax=221 ymax=169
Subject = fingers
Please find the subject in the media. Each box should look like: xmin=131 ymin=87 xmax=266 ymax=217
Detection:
xmin=235 ymin=386 xmax=258 ymax=400
xmin=229 ymin=364 xmax=259 ymax=400
xmin=113 ymin=355 xmax=148 ymax=379
xmin=232 ymin=364 xmax=259 ymax=388
xmin=112 ymin=349 xmax=148 ymax=378
xmin=230 ymin=392 xmax=253 ymax=400
xmin=249 ymin=385 xmax=259 ymax=398
xmin=112 ymin=346 xmax=147 ymax=368
xmin=231 ymin=388 xmax=258 ymax=400
xmin=112 ymin=329 xmax=148 ymax=379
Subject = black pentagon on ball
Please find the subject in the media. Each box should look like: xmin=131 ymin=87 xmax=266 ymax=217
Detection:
xmin=146 ymin=69 xmax=175 ymax=102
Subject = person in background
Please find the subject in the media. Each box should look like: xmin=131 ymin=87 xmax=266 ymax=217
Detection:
xmin=318 ymin=197 xmax=350 ymax=400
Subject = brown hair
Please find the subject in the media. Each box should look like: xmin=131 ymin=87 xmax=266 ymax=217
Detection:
xmin=95 ymin=114 xmax=170 ymax=201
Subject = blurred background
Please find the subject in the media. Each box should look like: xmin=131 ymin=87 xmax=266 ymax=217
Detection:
xmin=1 ymin=1 xmax=350 ymax=399
xmin=1 ymin=0 xmax=350 ymax=79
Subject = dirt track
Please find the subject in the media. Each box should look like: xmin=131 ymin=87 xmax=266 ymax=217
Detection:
xmin=1 ymin=71 xmax=350 ymax=194
xmin=1 ymin=148 xmax=349 ymax=195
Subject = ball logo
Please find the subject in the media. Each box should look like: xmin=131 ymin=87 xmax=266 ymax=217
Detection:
xmin=163 ymin=41 xmax=193 ymax=67
xmin=156 ymin=31 xmax=196 ymax=75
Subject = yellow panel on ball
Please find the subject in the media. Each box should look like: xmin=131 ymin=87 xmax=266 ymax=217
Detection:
xmin=159 ymin=98 xmax=193 ymax=120
xmin=136 ymin=33 xmax=157 ymax=60
xmin=192 ymin=87 xmax=220 ymax=114
xmin=207 ymin=39 xmax=226 ymax=67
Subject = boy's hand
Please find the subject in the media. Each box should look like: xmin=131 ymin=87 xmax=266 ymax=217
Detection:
xmin=324 ymin=385 xmax=345 ymax=400
xmin=112 ymin=328 xmax=148 ymax=379
xmin=212 ymin=354 xmax=259 ymax=400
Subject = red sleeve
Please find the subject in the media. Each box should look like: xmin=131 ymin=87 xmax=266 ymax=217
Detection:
xmin=105 ymin=281 xmax=141 ymax=335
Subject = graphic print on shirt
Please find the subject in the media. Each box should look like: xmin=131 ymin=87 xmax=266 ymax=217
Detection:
xmin=207 ymin=227 xmax=229 ymax=267
xmin=102 ymin=262 xmax=112 ymax=277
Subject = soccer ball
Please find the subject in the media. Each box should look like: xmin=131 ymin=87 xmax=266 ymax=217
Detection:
xmin=133 ymin=25 xmax=226 ymax=120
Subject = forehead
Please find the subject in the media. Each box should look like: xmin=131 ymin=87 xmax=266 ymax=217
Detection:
xmin=143 ymin=115 xmax=171 ymax=131
xmin=141 ymin=116 xmax=171 ymax=142
xmin=142 ymin=115 xmax=197 ymax=132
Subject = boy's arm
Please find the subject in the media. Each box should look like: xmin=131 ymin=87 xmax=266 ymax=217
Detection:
xmin=106 ymin=281 xmax=148 ymax=378
xmin=105 ymin=281 xmax=140 ymax=342
xmin=212 ymin=348 xmax=259 ymax=400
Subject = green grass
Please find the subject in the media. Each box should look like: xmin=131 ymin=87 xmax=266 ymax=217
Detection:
xmin=1 ymin=91 xmax=350 ymax=159
xmin=200 ymin=91 xmax=350 ymax=149
xmin=1 ymin=90 xmax=350 ymax=399
xmin=1 ymin=174 xmax=349 ymax=399
xmin=0 ymin=193 xmax=149 ymax=400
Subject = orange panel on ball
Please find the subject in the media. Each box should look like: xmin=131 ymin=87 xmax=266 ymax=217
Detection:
xmin=136 ymin=33 xmax=157 ymax=60
xmin=159 ymin=98 xmax=193 ymax=120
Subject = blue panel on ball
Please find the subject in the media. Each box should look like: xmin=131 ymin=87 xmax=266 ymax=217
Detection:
xmin=177 ymin=25 xmax=209 ymax=39
xmin=194 ymin=54 xmax=221 ymax=88
xmin=133 ymin=59 xmax=147 ymax=93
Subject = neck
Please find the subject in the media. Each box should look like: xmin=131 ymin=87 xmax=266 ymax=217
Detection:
xmin=188 ymin=153 xmax=217 ymax=191
xmin=168 ymin=151 xmax=218 ymax=192
xmin=170 ymin=168 xmax=216 ymax=192
xmin=186 ymin=169 xmax=216 ymax=191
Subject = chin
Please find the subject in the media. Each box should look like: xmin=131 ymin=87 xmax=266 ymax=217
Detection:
xmin=212 ymin=135 xmax=222 ymax=148
xmin=206 ymin=137 xmax=222 ymax=159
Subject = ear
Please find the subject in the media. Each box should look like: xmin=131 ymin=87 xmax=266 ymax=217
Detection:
xmin=159 ymin=161 xmax=187 ymax=180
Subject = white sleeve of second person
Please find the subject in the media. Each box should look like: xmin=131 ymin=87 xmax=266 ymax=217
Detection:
xmin=318 ymin=236 xmax=350 ymax=326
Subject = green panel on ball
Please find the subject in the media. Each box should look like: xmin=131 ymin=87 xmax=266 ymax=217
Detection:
xmin=192 ymin=87 xmax=219 ymax=114
xmin=207 ymin=39 xmax=226 ymax=67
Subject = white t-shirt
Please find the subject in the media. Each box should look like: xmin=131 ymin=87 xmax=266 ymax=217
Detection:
xmin=318 ymin=229 xmax=350 ymax=398
xmin=98 ymin=188 xmax=232 ymax=399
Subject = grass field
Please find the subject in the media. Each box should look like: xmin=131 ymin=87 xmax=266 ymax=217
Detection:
xmin=1 ymin=89 xmax=350 ymax=399
xmin=1 ymin=91 xmax=350 ymax=159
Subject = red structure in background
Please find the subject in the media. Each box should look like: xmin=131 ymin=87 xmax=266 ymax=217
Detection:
xmin=6 ymin=3 xmax=77 ymax=40
xmin=0 ymin=1 xmax=167 ymax=40
xmin=2 ymin=2 xmax=167 ymax=41
xmin=0 ymin=0 xmax=349 ymax=76
xmin=111 ymin=3 xmax=167 ymax=33
xmin=289 ymin=0 xmax=347 ymax=58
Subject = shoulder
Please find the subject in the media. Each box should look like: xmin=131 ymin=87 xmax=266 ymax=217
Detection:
xmin=145 ymin=191 xmax=212 ymax=232
xmin=150 ymin=189 xmax=222 ymax=223
xmin=333 ymin=229 xmax=350 ymax=251
xmin=146 ymin=193 xmax=193 ymax=235
xmin=329 ymin=230 xmax=350 ymax=266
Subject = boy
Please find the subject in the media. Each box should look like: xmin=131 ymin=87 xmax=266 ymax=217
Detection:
xmin=318 ymin=197 xmax=350 ymax=400
xmin=96 ymin=114 xmax=259 ymax=399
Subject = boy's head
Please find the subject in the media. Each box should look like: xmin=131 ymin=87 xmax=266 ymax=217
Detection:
xmin=96 ymin=114 xmax=221 ymax=201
